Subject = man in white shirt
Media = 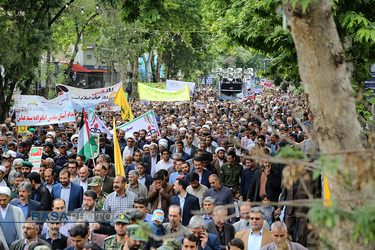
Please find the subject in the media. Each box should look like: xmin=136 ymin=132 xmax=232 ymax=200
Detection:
xmin=122 ymin=136 xmax=136 ymax=165
xmin=79 ymin=167 xmax=90 ymax=192
xmin=154 ymin=149 xmax=173 ymax=173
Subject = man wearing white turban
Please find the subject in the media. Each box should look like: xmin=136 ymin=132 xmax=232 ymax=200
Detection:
xmin=0 ymin=186 xmax=24 ymax=250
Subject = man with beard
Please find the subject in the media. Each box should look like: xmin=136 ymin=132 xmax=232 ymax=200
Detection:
xmin=26 ymin=172 xmax=52 ymax=211
xmin=73 ymin=190 xmax=113 ymax=236
xmin=39 ymin=221 xmax=68 ymax=250
xmin=206 ymin=206 xmax=235 ymax=250
xmin=137 ymin=129 xmax=148 ymax=150
xmin=170 ymin=178 xmax=200 ymax=226
xmin=121 ymin=224 xmax=146 ymax=250
xmin=43 ymin=168 xmax=56 ymax=193
xmin=99 ymin=137 xmax=114 ymax=163
xmin=186 ymin=172 xmax=208 ymax=210
xmin=144 ymin=143 xmax=160 ymax=176
xmin=133 ymin=150 xmax=149 ymax=173
xmin=21 ymin=161 xmax=33 ymax=178
xmin=9 ymin=218 xmax=51 ymax=250
xmin=51 ymin=170 xmax=84 ymax=211
xmin=0 ymin=165 xmax=10 ymax=187
xmin=10 ymin=181 xmax=42 ymax=219
xmin=136 ymin=162 xmax=153 ymax=191
xmin=89 ymin=163 xmax=114 ymax=194
xmin=103 ymin=213 xmax=131 ymax=249
xmin=211 ymin=147 xmax=226 ymax=175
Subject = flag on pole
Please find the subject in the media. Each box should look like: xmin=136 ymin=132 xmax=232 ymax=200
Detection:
xmin=77 ymin=109 xmax=98 ymax=164
xmin=114 ymin=85 xmax=133 ymax=122
xmin=113 ymin=118 xmax=126 ymax=179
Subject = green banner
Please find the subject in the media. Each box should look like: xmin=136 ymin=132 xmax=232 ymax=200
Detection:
xmin=138 ymin=83 xmax=190 ymax=101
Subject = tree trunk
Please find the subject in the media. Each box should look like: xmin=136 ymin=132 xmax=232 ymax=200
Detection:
xmin=156 ymin=53 xmax=162 ymax=82
xmin=283 ymin=0 xmax=372 ymax=248
xmin=142 ymin=50 xmax=152 ymax=83
xmin=150 ymin=52 xmax=157 ymax=83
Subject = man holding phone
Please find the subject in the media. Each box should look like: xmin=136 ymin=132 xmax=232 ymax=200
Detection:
xmin=246 ymin=159 xmax=281 ymax=204
xmin=181 ymin=215 xmax=221 ymax=250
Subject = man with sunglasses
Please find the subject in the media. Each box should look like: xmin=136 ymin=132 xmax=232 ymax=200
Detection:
xmin=235 ymin=207 xmax=272 ymax=250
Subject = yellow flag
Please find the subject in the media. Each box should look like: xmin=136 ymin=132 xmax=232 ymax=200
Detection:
xmin=323 ymin=170 xmax=332 ymax=207
xmin=113 ymin=118 xmax=126 ymax=180
xmin=114 ymin=85 xmax=133 ymax=121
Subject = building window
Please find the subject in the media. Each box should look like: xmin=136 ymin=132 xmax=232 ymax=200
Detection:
xmin=87 ymin=54 xmax=92 ymax=60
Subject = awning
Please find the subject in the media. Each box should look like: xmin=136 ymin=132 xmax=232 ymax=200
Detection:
xmin=61 ymin=63 xmax=91 ymax=72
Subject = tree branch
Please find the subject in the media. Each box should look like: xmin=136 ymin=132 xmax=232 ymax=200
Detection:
xmin=49 ymin=0 xmax=76 ymax=27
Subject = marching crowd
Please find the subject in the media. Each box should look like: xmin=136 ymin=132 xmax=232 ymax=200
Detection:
xmin=0 ymin=87 xmax=321 ymax=250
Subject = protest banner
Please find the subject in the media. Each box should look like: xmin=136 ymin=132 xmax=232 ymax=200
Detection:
xmin=88 ymin=109 xmax=113 ymax=139
xmin=256 ymin=95 xmax=262 ymax=103
xmin=138 ymin=83 xmax=190 ymax=101
xmin=15 ymin=93 xmax=75 ymax=126
xmin=56 ymin=82 xmax=122 ymax=110
xmin=142 ymin=82 xmax=166 ymax=89
xmin=196 ymin=102 xmax=206 ymax=109
xmin=18 ymin=126 xmax=27 ymax=138
xmin=166 ymin=80 xmax=195 ymax=96
xmin=294 ymin=107 xmax=304 ymax=118
xmin=208 ymin=97 xmax=214 ymax=102
xmin=112 ymin=110 xmax=160 ymax=140
xmin=254 ymin=85 xmax=263 ymax=94
xmin=29 ymin=147 xmax=43 ymax=173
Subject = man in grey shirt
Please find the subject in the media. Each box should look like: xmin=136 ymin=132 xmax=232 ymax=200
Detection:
xmin=126 ymin=170 xmax=148 ymax=199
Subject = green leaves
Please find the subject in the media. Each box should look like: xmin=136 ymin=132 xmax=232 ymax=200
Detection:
xmin=352 ymin=201 xmax=375 ymax=246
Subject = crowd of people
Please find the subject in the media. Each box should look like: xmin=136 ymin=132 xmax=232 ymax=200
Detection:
xmin=0 ymin=86 xmax=321 ymax=250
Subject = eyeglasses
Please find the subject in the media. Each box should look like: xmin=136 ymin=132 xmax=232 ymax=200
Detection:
xmin=250 ymin=217 xmax=261 ymax=221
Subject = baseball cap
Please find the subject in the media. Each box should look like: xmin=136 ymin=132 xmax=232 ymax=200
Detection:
xmin=22 ymin=161 xmax=33 ymax=169
xmin=126 ymin=224 xmax=146 ymax=241
xmin=57 ymin=142 xmax=66 ymax=148
xmin=152 ymin=209 xmax=164 ymax=222
xmin=115 ymin=213 xmax=131 ymax=224
xmin=88 ymin=176 xmax=103 ymax=187
xmin=39 ymin=130 xmax=47 ymax=136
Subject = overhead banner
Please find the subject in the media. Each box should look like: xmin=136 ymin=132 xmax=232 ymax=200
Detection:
xmin=111 ymin=110 xmax=160 ymax=140
xmin=56 ymin=82 xmax=122 ymax=110
xmin=15 ymin=93 xmax=75 ymax=126
xmin=138 ymin=83 xmax=190 ymax=101
xmin=142 ymin=82 xmax=166 ymax=89
xmin=254 ymin=85 xmax=263 ymax=94
xmin=166 ymin=80 xmax=195 ymax=96
xmin=88 ymin=109 xmax=113 ymax=139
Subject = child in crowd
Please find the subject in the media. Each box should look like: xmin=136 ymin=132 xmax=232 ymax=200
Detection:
xmin=232 ymin=187 xmax=242 ymax=222
xmin=261 ymin=194 xmax=279 ymax=226
xmin=150 ymin=209 xmax=165 ymax=247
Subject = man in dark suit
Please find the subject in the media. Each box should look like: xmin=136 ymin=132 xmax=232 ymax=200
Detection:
xmin=99 ymin=137 xmax=114 ymax=163
xmin=144 ymin=143 xmax=160 ymax=176
xmin=185 ymin=156 xmax=212 ymax=188
xmin=206 ymin=206 xmax=235 ymax=250
xmin=39 ymin=221 xmax=68 ymax=250
xmin=72 ymin=190 xmax=114 ymax=236
xmin=64 ymin=224 xmax=89 ymax=250
xmin=179 ymin=215 xmax=221 ymax=250
xmin=10 ymin=181 xmax=42 ymax=219
xmin=89 ymin=163 xmax=114 ymax=194
xmin=247 ymin=161 xmax=281 ymax=204
xmin=26 ymin=172 xmax=52 ymax=211
xmin=51 ymin=169 xmax=84 ymax=211
xmin=184 ymin=135 xmax=198 ymax=158
xmin=170 ymin=178 xmax=200 ymax=226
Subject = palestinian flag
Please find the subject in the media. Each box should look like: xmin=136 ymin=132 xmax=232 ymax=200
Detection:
xmin=77 ymin=109 xmax=98 ymax=163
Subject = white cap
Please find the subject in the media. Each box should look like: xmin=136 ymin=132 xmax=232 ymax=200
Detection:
xmin=0 ymin=166 xmax=6 ymax=173
xmin=159 ymin=139 xmax=168 ymax=148
xmin=8 ymin=150 xmax=16 ymax=158
xmin=215 ymin=147 xmax=225 ymax=154
xmin=71 ymin=134 xmax=79 ymax=141
xmin=126 ymin=135 xmax=135 ymax=141
xmin=47 ymin=132 xmax=55 ymax=138
xmin=0 ymin=186 xmax=11 ymax=197
xmin=202 ymin=125 xmax=210 ymax=130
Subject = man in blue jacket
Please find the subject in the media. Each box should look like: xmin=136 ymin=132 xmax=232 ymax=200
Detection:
xmin=170 ymin=178 xmax=200 ymax=226
xmin=51 ymin=169 xmax=83 ymax=211
xmin=179 ymin=215 xmax=220 ymax=250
